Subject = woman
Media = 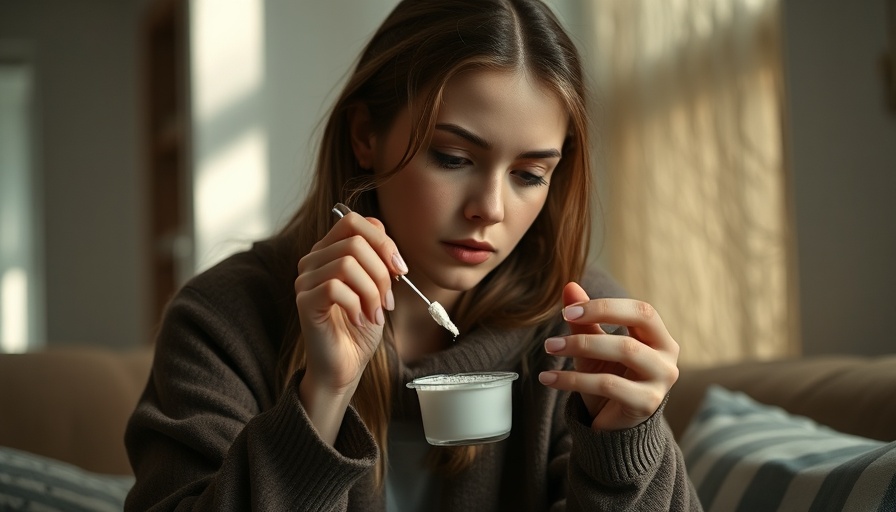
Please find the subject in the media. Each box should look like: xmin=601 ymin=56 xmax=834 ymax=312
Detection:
xmin=125 ymin=0 xmax=701 ymax=510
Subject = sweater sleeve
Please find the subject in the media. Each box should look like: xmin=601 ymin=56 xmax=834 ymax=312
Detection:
xmin=561 ymin=393 xmax=702 ymax=511
xmin=124 ymin=285 xmax=378 ymax=511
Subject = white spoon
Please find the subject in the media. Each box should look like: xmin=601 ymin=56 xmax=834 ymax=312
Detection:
xmin=331 ymin=203 xmax=459 ymax=338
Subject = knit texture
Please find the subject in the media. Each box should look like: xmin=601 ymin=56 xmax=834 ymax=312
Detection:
xmin=124 ymin=237 xmax=701 ymax=511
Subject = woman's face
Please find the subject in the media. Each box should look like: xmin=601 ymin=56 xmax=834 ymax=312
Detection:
xmin=371 ymin=69 xmax=568 ymax=298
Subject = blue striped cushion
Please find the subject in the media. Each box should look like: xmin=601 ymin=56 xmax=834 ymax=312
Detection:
xmin=680 ymin=385 xmax=896 ymax=511
xmin=0 ymin=446 xmax=133 ymax=511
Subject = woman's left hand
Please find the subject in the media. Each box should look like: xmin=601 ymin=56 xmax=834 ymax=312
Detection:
xmin=538 ymin=282 xmax=681 ymax=431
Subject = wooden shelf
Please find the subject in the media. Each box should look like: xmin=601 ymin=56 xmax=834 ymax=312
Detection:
xmin=143 ymin=0 xmax=190 ymax=331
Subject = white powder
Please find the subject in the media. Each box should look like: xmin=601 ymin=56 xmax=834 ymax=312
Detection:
xmin=428 ymin=301 xmax=459 ymax=337
xmin=418 ymin=373 xmax=507 ymax=385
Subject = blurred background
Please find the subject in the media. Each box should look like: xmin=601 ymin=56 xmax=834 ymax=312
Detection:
xmin=0 ymin=0 xmax=893 ymax=366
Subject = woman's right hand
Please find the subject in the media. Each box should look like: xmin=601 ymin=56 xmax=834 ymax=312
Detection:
xmin=294 ymin=210 xmax=405 ymax=435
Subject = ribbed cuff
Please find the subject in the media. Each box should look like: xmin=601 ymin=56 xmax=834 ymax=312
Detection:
xmin=249 ymin=371 xmax=378 ymax=511
xmin=565 ymin=393 xmax=670 ymax=484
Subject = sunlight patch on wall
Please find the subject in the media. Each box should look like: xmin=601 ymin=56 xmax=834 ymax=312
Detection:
xmin=1 ymin=268 xmax=27 ymax=353
xmin=191 ymin=0 xmax=264 ymax=124
xmin=0 ymin=62 xmax=41 ymax=352
xmin=194 ymin=128 xmax=269 ymax=272
xmin=190 ymin=0 xmax=269 ymax=273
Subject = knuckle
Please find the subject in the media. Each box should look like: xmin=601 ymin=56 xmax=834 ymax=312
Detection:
xmin=668 ymin=339 xmax=681 ymax=359
xmin=334 ymin=255 xmax=355 ymax=274
xmin=320 ymin=279 xmax=340 ymax=296
xmin=563 ymin=371 xmax=580 ymax=389
xmin=635 ymin=300 xmax=656 ymax=321
xmin=297 ymin=253 xmax=312 ymax=275
xmin=375 ymin=236 xmax=393 ymax=258
xmin=596 ymin=374 xmax=620 ymax=395
xmin=347 ymin=234 xmax=367 ymax=251
xmin=294 ymin=273 xmax=310 ymax=293
xmin=665 ymin=362 xmax=680 ymax=386
xmin=619 ymin=336 xmax=641 ymax=358
xmin=567 ymin=334 xmax=587 ymax=352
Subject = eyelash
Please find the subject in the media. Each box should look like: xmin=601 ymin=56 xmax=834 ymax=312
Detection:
xmin=431 ymin=150 xmax=467 ymax=169
xmin=429 ymin=150 xmax=549 ymax=188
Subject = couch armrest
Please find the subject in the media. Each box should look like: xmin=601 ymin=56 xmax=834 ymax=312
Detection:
xmin=0 ymin=346 xmax=153 ymax=475
xmin=665 ymin=355 xmax=896 ymax=442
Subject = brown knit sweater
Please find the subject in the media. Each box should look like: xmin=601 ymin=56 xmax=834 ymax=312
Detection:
xmin=124 ymin=237 xmax=702 ymax=511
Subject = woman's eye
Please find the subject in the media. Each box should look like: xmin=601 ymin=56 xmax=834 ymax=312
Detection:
xmin=430 ymin=150 xmax=469 ymax=169
xmin=514 ymin=171 xmax=549 ymax=187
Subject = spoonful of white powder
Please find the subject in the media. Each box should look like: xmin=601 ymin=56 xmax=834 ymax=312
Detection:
xmin=331 ymin=203 xmax=460 ymax=338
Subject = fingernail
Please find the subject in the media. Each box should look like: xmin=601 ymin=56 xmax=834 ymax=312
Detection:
xmin=385 ymin=289 xmax=395 ymax=311
xmin=375 ymin=307 xmax=385 ymax=326
xmin=544 ymin=337 xmax=565 ymax=353
xmin=538 ymin=372 xmax=558 ymax=385
xmin=562 ymin=305 xmax=584 ymax=321
xmin=392 ymin=252 xmax=409 ymax=274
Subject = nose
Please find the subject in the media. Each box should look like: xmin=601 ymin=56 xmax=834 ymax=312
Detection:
xmin=463 ymin=173 xmax=505 ymax=225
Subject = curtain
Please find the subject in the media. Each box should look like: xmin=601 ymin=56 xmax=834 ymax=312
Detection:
xmin=587 ymin=0 xmax=799 ymax=366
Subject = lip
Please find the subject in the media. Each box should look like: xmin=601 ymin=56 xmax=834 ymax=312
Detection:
xmin=441 ymin=240 xmax=495 ymax=265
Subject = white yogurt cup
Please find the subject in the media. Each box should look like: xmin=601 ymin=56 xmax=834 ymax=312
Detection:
xmin=406 ymin=372 xmax=519 ymax=446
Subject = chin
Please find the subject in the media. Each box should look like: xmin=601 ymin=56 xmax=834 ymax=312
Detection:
xmin=431 ymin=268 xmax=494 ymax=293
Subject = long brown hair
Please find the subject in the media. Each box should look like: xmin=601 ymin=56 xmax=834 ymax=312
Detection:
xmin=277 ymin=0 xmax=592 ymax=485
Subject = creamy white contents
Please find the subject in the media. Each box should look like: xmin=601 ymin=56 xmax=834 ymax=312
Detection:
xmin=428 ymin=302 xmax=459 ymax=337
xmin=407 ymin=372 xmax=518 ymax=445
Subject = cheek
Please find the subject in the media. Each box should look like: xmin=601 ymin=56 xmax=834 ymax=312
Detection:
xmin=509 ymin=189 xmax=549 ymax=234
xmin=377 ymin=164 xmax=448 ymax=232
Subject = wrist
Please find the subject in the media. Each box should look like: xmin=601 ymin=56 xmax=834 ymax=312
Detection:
xmin=297 ymin=371 xmax=356 ymax=445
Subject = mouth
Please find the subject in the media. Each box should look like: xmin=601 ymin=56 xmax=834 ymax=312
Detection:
xmin=441 ymin=240 xmax=495 ymax=265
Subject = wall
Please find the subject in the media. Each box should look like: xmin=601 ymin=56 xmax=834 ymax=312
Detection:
xmin=2 ymin=0 xmax=893 ymax=355
xmin=193 ymin=0 xmax=580 ymax=272
xmin=189 ymin=0 xmax=401 ymax=273
xmin=263 ymin=0 xmax=402 ymax=233
xmin=0 ymin=0 xmax=150 ymax=348
xmin=781 ymin=0 xmax=896 ymax=356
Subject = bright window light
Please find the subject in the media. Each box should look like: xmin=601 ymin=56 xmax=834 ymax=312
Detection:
xmin=190 ymin=0 xmax=269 ymax=273
xmin=1 ymin=268 xmax=28 ymax=353
xmin=0 ymin=63 xmax=40 ymax=353
xmin=191 ymin=0 xmax=264 ymax=124
xmin=195 ymin=128 xmax=269 ymax=271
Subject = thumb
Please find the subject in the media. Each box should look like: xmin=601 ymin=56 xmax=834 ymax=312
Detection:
xmin=562 ymin=282 xmax=603 ymax=335
xmin=365 ymin=216 xmax=386 ymax=231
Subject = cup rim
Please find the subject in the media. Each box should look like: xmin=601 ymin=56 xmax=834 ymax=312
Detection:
xmin=406 ymin=371 xmax=519 ymax=390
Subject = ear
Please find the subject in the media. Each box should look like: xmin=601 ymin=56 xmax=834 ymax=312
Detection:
xmin=347 ymin=103 xmax=376 ymax=170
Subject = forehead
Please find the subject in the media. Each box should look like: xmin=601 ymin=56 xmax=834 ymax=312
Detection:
xmin=435 ymin=68 xmax=569 ymax=149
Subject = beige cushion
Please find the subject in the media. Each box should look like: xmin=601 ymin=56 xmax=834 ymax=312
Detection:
xmin=0 ymin=346 xmax=153 ymax=475
xmin=665 ymin=355 xmax=896 ymax=442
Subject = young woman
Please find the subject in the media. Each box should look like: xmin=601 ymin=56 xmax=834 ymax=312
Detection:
xmin=125 ymin=0 xmax=701 ymax=510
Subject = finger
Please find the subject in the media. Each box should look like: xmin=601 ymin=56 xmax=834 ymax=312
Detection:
xmin=319 ymin=212 xmax=408 ymax=276
xmin=561 ymin=282 xmax=604 ymax=336
xmin=544 ymin=334 xmax=676 ymax=383
xmin=300 ymin=235 xmax=395 ymax=310
xmin=561 ymin=297 xmax=676 ymax=352
xmin=296 ymin=257 xmax=386 ymax=326
xmin=537 ymin=370 xmax=665 ymax=418
xmin=296 ymin=278 xmax=367 ymax=329
xmin=364 ymin=216 xmax=385 ymax=231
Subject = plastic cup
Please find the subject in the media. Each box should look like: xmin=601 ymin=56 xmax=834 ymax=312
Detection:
xmin=406 ymin=372 xmax=519 ymax=446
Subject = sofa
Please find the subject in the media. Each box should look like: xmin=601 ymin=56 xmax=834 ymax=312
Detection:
xmin=1 ymin=346 xmax=894 ymax=509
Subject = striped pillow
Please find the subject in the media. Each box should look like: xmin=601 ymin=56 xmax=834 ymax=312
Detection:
xmin=680 ymin=385 xmax=896 ymax=511
xmin=0 ymin=446 xmax=133 ymax=511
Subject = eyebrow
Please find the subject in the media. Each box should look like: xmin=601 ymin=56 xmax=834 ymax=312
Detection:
xmin=434 ymin=123 xmax=562 ymax=160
